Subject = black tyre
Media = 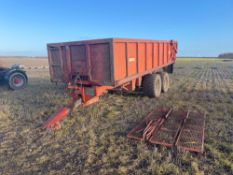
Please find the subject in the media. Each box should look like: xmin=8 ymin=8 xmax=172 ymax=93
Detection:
xmin=161 ymin=72 xmax=170 ymax=93
xmin=8 ymin=72 xmax=27 ymax=90
xmin=142 ymin=73 xmax=162 ymax=97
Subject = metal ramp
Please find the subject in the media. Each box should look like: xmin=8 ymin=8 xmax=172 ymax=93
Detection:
xmin=127 ymin=108 xmax=172 ymax=141
xmin=175 ymin=111 xmax=206 ymax=153
xmin=127 ymin=108 xmax=206 ymax=153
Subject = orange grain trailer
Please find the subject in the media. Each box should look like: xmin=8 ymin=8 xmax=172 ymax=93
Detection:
xmin=43 ymin=38 xmax=177 ymax=128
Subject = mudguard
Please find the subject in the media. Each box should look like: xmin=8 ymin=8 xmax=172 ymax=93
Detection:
xmin=4 ymin=69 xmax=28 ymax=82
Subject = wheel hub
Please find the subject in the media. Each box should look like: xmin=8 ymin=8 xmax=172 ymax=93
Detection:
xmin=13 ymin=76 xmax=24 ymax=87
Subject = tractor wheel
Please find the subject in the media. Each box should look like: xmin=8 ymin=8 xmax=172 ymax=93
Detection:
xmin=142 ymin=73 xmax=162 ymax=97
xmin=161 ymin=72 xmax=170 ymax=93
xmin=8 ymin=72 xmax=27 ymax=90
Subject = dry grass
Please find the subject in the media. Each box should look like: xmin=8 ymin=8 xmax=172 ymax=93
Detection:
xmin=0 ymin=57 xmax=48 ymax=67
xmin=0 ymin=58 xmax=233 ymax=174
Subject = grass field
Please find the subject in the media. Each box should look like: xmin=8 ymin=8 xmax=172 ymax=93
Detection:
xmin=0 ymin=57 xmax=233 ymax=174
xmin=0 ymin=57 xmax=48 ymax=67
xmin=176 ymin=57 xmax=227 ymax=61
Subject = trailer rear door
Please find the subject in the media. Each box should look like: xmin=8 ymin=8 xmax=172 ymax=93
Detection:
xmin=48 ymin=46 xmax=69 ymax=82
xmin=48 ymin=47 xmax=62 ymax=82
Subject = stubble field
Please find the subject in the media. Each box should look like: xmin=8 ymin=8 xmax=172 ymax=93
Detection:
xmin=0 ymin=58 xmax=233 ymax=175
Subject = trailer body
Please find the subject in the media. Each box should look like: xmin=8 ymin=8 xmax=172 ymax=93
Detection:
xmin=48 ymin=38 xmax=177 ymax=87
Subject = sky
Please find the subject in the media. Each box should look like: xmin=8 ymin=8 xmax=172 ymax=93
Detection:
xmin=0 ymin=0 xmax=232 ymax=57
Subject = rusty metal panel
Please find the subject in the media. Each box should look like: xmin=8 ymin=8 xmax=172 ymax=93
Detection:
xmin=90 ymin=43 xmax=111 ymax=83
xmin=50 ymin=47 xmax=60 ymax=65
xmin=48 ymin=47 xmax=63 ymax=81
xmin=61 ymin=46 xmax=69 ymax=81
xmin=71 ymin=45 xmax=86 ymax=61
xmin=70 ymin=45 xmax=87 ymax=75
xmin=48 ymin=46 xmax=69 ymax=82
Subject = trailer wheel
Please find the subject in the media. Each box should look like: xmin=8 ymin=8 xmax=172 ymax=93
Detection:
xmin=161 ymin=72 xmax=170 ymax=93
xmin=8 ymin=72 xmax=27 ymax=90
xmin=142 ymin=73 xmax=162 ymax=97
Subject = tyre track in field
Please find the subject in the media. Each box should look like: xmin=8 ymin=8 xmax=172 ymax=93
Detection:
xmin=205 ymin=66 xmax=213 ymax=102
xmin=218 ymin=63 xmax=233 ymax=102
xmin=212 ymin=65 xmax=224 ymax=103
xmin=198 ymin=63 xmax=229 ymax=104
xmin=211 ymin=63 xmax=231 ymax=104
xmin=186 ymin=66 xmax=205 ymax=93
xmin=172 ymin=63 xmax=205 ymax=102
xmin=193 ymin=64 xmax=211 ymax=103
xmin=170 ymin=63 xmax=211 ymax=105
xmin=216 ymin=65 xmax=229 ymax=103
xmin=211 ymin=63 xmax=233 ymax=143
xmin=184 ymin=64 xmax=208 ymax=107
xmin=172 ymin=68 xmax=196 ymax=91
xmin=170 ymin=62 xmax=215 ymax=108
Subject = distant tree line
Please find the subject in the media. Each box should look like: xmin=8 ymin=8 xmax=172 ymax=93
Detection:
xmin=218 ymin=53 xmax=233 ymax=59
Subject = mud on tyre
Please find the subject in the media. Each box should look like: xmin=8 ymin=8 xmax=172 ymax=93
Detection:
xmin=161 ymin=72 xmax=170 ymax=93
xmin=142 ymin=73 xmax=162 ymax=97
